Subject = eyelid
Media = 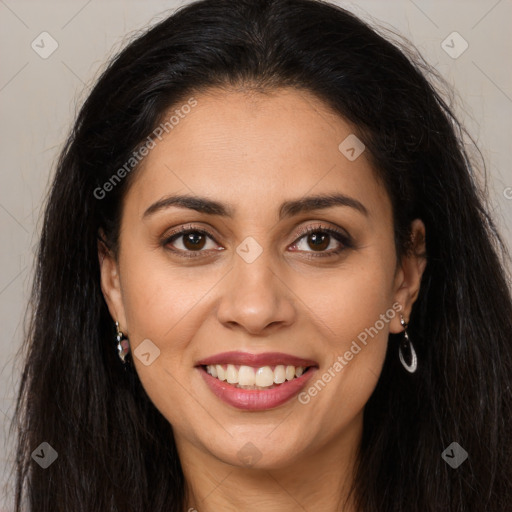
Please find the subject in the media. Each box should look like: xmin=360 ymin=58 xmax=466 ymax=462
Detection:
xmin=291 ymin=223 xmax=351 ymax=245
xmin=161 ymin=223 xmax=221 ymax=258
xmin=163 ymin=222 xmax=220 ymax=239
xmin=162 ymin=222 xmax=352 ymax=257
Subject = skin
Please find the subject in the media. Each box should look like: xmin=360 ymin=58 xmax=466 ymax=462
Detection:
xmin=99 ymin=87 xmax=426 ymax=512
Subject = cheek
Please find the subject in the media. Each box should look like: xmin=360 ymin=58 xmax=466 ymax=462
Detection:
xmin=291 ymin=251 xmax=396 ymax=416
xmin=118 ymin=244 xmax=220 ymax=342
xmin=116 ymin=248 xmax=209 ymax=423
xmin=293 ymin=252 xmax=396 ymax=347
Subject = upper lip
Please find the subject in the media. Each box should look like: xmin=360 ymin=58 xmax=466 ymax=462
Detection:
xmin=196 ymin=351 xmax=318 ymax=368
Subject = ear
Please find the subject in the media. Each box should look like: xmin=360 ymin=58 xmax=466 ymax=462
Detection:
xmin=98 ymin=231 xmax=127 ymax=330
xmin=390 ymin=219 xmax=427 ymax=334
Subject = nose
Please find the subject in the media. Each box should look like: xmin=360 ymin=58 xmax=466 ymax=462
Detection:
xmin=216 ymin=246 xmax=297 ymax=335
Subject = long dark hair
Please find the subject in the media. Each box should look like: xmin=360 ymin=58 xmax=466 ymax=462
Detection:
xmin=12 ymin=0 xmax=512 ymax=510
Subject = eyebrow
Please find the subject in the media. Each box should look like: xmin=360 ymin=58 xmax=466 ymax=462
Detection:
xmin=143 ymin=192 xmax=368 ymax=220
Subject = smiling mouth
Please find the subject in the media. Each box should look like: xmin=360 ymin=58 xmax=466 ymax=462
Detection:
xmin=202 ymin=364 xmax=314 ymax=390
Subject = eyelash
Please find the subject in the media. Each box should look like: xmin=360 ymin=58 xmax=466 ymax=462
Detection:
xmin=161 ymin=223 xmax=353 ymax=259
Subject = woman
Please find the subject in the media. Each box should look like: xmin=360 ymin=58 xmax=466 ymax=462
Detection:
xmin=12 ymin=0 xmax=512 ymax=510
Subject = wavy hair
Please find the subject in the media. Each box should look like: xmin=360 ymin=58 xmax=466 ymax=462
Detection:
xmin=12 ymin=0 xmax=512 ymax=510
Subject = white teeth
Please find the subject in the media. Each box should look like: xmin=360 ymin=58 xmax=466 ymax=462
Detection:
xmin=238 ymin=365 xmax=255 ymax=386
xmin=226 ymin=364 xmax=237 ymax=384
xmin=274 ymin=365 xmax=286 ymax=384
xmin=205 ymin=364 xmax=308 ymax=388
xmin=255 ymin=366 xmax=274 ymax=387
xmin=216 ymin=365 xmax=226 ymax=381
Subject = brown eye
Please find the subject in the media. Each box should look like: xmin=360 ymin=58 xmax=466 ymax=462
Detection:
xmin=182 ymin=232 xmax=207 ymax=251
xmin=163 ymin=228 xmax=219 ymax=256
xmin=291 ymin=227 xmax=349 ymax=255
xmin=306 ymin=232 xmax=330 ymax=251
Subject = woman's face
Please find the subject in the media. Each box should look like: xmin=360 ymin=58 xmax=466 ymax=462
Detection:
xmin=100 ymin=87 xmax=425 ymax=470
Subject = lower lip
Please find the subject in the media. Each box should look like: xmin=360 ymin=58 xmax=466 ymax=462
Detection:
xmin=198 ymin=366 xmax=317 ymax=411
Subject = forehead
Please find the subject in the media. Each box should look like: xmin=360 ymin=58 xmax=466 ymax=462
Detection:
xmin=124 ymin=87 xmax=391 ymax=223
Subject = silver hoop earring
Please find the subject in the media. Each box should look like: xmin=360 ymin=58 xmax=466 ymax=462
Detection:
xmin=399 ymin=315 xmax=417 ymax=373
xmin=116 ymin=321 xmax=130 ymax=364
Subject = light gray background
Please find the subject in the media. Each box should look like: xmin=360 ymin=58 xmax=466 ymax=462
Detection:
xmin=1 ymin=0 xmax=511 ymax=509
